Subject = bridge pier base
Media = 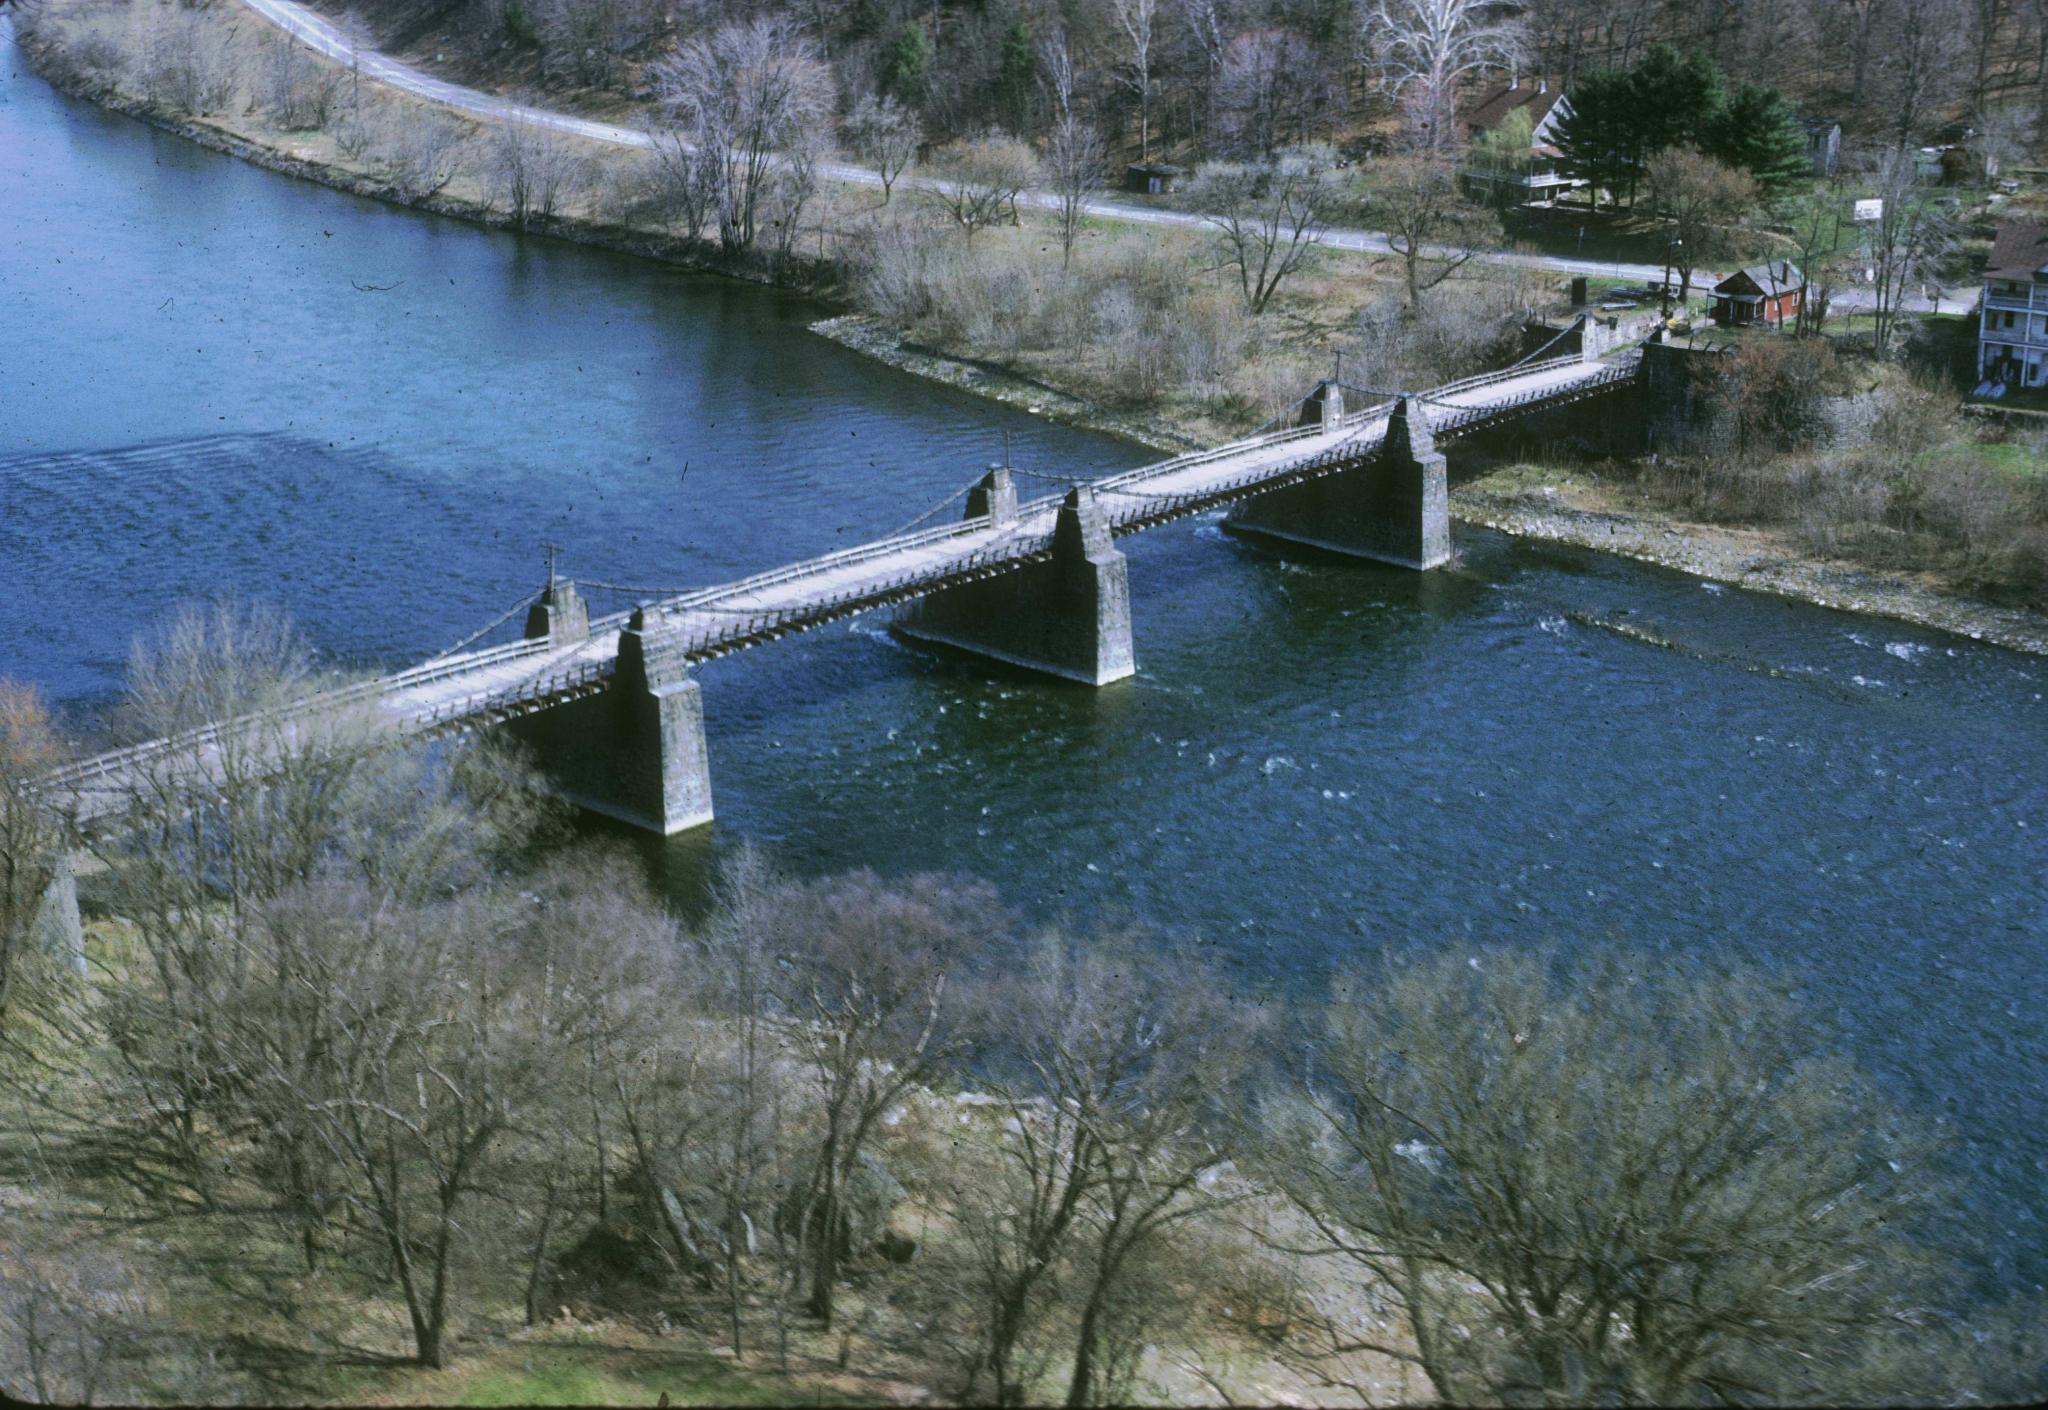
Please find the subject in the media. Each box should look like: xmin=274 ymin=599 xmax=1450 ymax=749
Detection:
xmin=895 ymin=479 xmax=1136 ymax=685
xmin=1224 ymin=396 xmax=1450 ymax=570
xmin=508 ymin=607 xmax=713 ymax=835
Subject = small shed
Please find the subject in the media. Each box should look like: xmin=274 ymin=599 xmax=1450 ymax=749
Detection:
xmin=1711 ymin=262 xmax=1805 ymax=327
xmin=1799 ymin=115 xmax=1841 ymax=176
xmin=1124 ymin=162 xmax=1184 ymax=195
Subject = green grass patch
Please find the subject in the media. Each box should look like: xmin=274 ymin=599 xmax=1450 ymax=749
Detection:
xmin=453 ymin=1361 xmax=633 ymax=1406
xmin=338 ymin=1340 xmax=860 ymax=1408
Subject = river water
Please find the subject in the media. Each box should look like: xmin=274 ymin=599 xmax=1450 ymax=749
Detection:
xmin=4 ymin=17 xmax=2046 ymax=1308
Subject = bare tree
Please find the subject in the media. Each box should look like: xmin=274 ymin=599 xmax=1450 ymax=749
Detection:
xmin=1214 ymin=29 xmax=1336 ymax=158
xmin=1191 ymin=144 xmax=1334 ymax=314
xmin=1873 ymin=0 xmax=1966 ymax=145
xmin=927 ymin=132 xmax=1042 ymax=244
xmin=1867 ymin=145 xmax=1958 ymax=357
xmin=949 ymin=928 xmax=1259 ymax=1407
xmin=652 ymin=16 xmax=834 ymax=255
xmin=260 ymin=28 xmax=338 ymax=132
xmin=765 ymin=126 xmax=830 ymax=267
xmin=492 ymin=120 xmax=586 ymax=230
xmin=2034 ymin=0 xmax=2048 ymax=142
xmin=139 ymin=8 xmax=239 ymax=117
xmin=0 ymin=682 xmax=65 ymax=1034
xmin=1784 ymin=181 xmax=1849 ymax=334
xmin=0 ymin=1215 xmax=148 ymax=1406
xmin=845 ymin=93 xmax=921 ymax=204
xmin=1643 ymin=147 xmax=1757 ymax=310
xmin=1046 ymin=117 xmax=1108 ymax=268
xmin=270 ymin=888 xmax=522 ymax=1367
xmin=693 ymin=847 xmax=792 ymax=1361
xmin=382 ymin=109 xmax=470 ymax=202
xmin=1264 ymin=948 xmax=1933 ymax=1405
xmin=533 ymin=0 xmax=664 ymax=90
xmin=765 ymin=870 xmax=997 ymax=1328
xmin=69 ymin=600 xmax=550 ymax=1218
xmin=646 ymin=129 xmax=720 ymax=246
xmin=1111 ymin=0 xmax=1161 ymax=161
xmin=1814 ymin=0 xmax=1896 ymax=108
xmin=1040 ymin=24 xmax=1080 ymax=126
xmin=1367 ymin=153 xmax=1502 ymax=312
xmin=1369 ymin=0 xmax=1526 ymax=153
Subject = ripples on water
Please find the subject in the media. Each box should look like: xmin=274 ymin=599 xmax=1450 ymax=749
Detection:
xmin=3 ymin=16 xmax=2045 ymax=1300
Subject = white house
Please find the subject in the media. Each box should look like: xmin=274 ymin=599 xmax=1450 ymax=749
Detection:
xmin=1460 ymin=79 xmax=1586 ymax=204
xmin=1979 ymin=221 xmax=2048 ymax=390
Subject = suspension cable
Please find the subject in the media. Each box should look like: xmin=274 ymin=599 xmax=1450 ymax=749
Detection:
xmin=882 ymin=477 xmax=982 ymax=540
xmin=576 ymin=579 xmax=701 ymax=597
xmin=421 ymin=589 xmax=543 ymax=663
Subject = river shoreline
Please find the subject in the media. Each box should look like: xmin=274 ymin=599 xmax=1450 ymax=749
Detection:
xmin=19 ymin=4 xmax=2048 ymax=658
xmin=813 ymin=316 xmax=2048 ymax=656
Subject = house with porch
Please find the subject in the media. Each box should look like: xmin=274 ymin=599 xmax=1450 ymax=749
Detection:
xmin=1459 ymin=78 xmax=1585 ymax=205
xmin=1978 ymin=220 xmax=2048 ymax=390
xmin=1710 ymin=263 xmax=1805 ymax=327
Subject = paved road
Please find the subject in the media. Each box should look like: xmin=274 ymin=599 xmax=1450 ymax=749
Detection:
xmin=242 ymin=0 xmax=1975 ymax=314
xmin=238 ymin=0 xmax=1669 ymax=285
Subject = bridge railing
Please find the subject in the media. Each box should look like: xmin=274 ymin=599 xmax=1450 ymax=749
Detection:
xmin=1426 ymin=359 xmax=1636 ymax=435
xmin=39 ymin=630 xmax=566 ymax=793
xmin=579 ymin=513 xmax=1010 ymax=640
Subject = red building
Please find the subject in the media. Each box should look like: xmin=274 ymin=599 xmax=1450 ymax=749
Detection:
xmin=1710 ymin=263 xmax=1806 ymax=327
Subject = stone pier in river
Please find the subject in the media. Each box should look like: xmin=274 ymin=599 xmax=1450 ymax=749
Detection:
xmin=1225 ymin=393 xmax=1451 ymax=570
xmin=893 ymin=474 xmax=1136 ymax=685
xmin=508 ymin=604 xmax=714 ymax=836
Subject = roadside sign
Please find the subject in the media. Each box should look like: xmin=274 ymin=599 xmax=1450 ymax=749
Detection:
xmin=1853 ymin=198 xmax=1883 ymax=222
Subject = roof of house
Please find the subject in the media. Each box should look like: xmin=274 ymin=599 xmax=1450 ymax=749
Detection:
xmin=1714 ymin=263 xmax=1806 ymax=297
xmin=1986 ymin=221 xmax=2048 ymax=280
xmin=1461 ymin=80 xmax=1568 ymax=138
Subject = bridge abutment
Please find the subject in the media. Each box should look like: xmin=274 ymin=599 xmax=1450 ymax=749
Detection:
xmin=509 ymin=607 xmax=713 ymax=835
xmin=1225 ymin=396 xmax=1450 ymax=569
xmin=895 ymin=478 xmax=1136 ymax=685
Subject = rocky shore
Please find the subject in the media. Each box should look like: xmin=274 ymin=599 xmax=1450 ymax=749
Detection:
xmin=1452 ymin=465 xmax=2048 ymax=656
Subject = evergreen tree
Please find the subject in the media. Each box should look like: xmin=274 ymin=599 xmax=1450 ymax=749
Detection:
xmin=1554 ymin=66 xmax=1642 ymax=209
xmin=849 ymin=0 xmax=896 ymax=42
xmin=1706 ymin=83 xmax=1811 ymax=198
xmin=882 ymin=20 xmax=934 ymax=109
xmin=1627 ymin=44 xmax=1726 ymax=154
xmin=995 ymin=19 xmax=1036 ymax=132
xmin=1557 ymin=45 xmax=1759 ymax=209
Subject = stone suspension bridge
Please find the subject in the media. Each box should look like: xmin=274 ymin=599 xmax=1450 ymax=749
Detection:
xmin=43 ymin=328 xmax=1637 ymax=836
